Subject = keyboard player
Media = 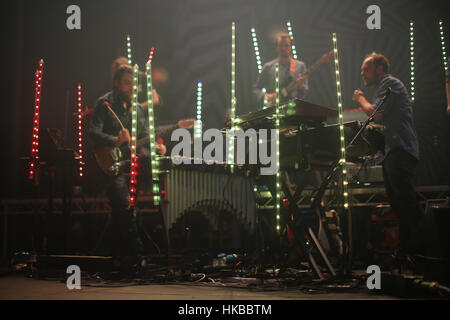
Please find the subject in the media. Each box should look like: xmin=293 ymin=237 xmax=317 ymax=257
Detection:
xmin=352 ymin=53 xmax=423 ymax=264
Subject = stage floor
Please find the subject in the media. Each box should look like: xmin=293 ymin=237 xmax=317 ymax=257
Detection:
xmin=0 ymin=274 xmax=397 ymax=300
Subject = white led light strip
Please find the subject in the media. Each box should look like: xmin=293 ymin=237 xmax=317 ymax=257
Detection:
xmin=286 ymin=21 xmax=298 ymax=60
xmin=275 ymin=63 xmax=281 ymax=232
xmin=127 ymin=34 xmax=132 ymax=65
xmin=251 ymin=28 xmax=263 ymax=73
xmin=410 ymin=21 xmax=415 ymax=102
xmin=195 ymin=81 xmax=202 ymax=140
xmin=439 ymin=20 xmax=448 ymax=72
xmin=227 ymin=22 xmax=236 ymax=170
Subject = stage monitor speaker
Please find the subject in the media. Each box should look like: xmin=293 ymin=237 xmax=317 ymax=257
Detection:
xmin=414 ymin=202 xmax=450 ymax=259
xmin=413 ymin=202 xmax=450 ymax=284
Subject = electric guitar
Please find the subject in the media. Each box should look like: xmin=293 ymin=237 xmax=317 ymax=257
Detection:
xmin=269 ymin=51 xmax=334 ymax=105
xmin=93 ymin=120 xmax=194 ymax=176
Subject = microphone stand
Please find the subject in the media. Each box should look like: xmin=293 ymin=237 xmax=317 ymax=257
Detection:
xmin=347 ymin=88 xmax=391 ymax=149
xmin=310 ymin=87 xmax=391 ymax=275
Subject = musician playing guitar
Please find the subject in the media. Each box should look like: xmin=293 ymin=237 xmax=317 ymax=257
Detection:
xmin=253 ymin=33 xmax=308 ymax=107
xmin=253 ymin=33 xmax=333 ymax=108
xmin=89 ymin=64 xmax=168 ymax=257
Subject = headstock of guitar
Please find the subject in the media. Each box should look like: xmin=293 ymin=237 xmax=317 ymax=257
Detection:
xmin=319 ymin=51 xmax=334 ymax=64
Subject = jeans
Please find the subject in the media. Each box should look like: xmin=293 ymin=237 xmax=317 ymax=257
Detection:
xmin=104 ymin=173 xmax=143 ymax=256
xmin=382 ymin=148 xmax=423 ymax=253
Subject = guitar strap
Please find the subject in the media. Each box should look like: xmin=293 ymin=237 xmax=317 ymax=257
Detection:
xmin=289 ymin=58 xmax=296 ymax=76
xmin=103 ymin=101 xmax=125 ymax=130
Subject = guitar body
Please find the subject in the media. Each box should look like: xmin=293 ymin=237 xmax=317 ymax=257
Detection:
xmin=92 ymin=120 xmax=189 ymax=177
xmin=93 ymin=144 xmax=126 ymax=176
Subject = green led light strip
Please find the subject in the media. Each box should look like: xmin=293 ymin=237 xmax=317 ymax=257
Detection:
xmin=146 ymin=61 xmax=160 ymax=205
xmin=332 ymin=33 xmax=349 ymax=211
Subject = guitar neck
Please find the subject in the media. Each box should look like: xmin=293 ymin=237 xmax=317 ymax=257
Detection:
xmin=135 ymin=123 xmax=178 ymax=149
xmin=305 ymin=59 xmax=323 ymax=76
xmin=285 ymin=66 xmax=314 ymax=94
xmin=284 ymin=54 xmax=330 ymax=94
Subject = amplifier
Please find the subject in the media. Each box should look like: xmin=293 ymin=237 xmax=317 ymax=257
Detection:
xmin=346 ymin=163 xmax=384 ymax=185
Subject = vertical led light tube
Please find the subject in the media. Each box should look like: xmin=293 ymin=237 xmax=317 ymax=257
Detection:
xmin=126 ymin=34 xmax=132 ymax=65
xmin=129 ymin=64 xmax=139 ymax=207
xmin=146 ymin=60 xmax=160 ymax=205
xmin=275 ymin=63 xmax=281 ymax=232
xmin=410 ymin=21 xmax=415 ymax=102
xmin=29 ymin=59 xmax=44 ymax=181
xmin=148 ymin=46 xmax=155 ymax=64
xmin=195 ymin=81 xmax=202 ymax=140
xmin=76 ymin=84 xmax=83 ymax=177
xmin=439 ymin=20 xmax=448 ymax=71
xmin=251 ymin=27 xmax=268 ymax=109
xmin=251 ymin=28 xmax=263 ymax=73
xmin=286 ymin=21 xmax=298 ymax=60
xmin=332 ymin=33 xmax=349 ymax=211
xmin=262 ymin=88 xmax=268 ymax=109
xmin=227 ymin=22 xmax=236 ymax=170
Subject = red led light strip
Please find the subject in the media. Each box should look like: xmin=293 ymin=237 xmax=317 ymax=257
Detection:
xmin=129 ymin=65 xmax=139 ymax=206
xmin=29 ymin=59 xmax=44 ymax=181
xmin=148 ymin=47 xmax=155 ymax=64
xmin=77 ymin=84 xmax=83 ymax=177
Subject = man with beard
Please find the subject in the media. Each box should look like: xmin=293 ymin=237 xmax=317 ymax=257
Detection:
xmin=109 ymin=57 xmax=194 ymax=153
xmin=89 ymin=64 xmax=166 ymax=257
xmin=352 ymin=53 xmax=423 ymax=265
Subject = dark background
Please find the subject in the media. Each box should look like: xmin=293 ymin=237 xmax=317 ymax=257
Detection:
xmin=3 ymin=0 xmax=450 ymax=199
